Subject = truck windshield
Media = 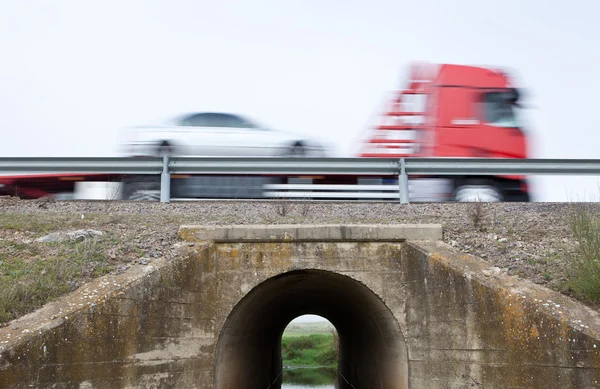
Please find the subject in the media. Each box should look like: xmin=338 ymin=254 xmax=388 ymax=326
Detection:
xmin=481 ymin=92 xmax=520 ymax=128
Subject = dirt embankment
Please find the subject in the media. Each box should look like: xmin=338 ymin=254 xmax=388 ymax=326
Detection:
xmin=0 ymin=198 xmax=594 ymax=326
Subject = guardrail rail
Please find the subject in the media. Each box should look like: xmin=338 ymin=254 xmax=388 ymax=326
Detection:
xmin=2 ymin=157 xmax=600 ymax=203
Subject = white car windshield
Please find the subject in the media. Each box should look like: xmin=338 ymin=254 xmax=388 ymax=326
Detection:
xmin=180 ymin=113 xmax=262 ymax=129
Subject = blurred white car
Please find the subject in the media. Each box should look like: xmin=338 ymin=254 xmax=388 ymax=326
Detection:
xmin=120 ymin=112 xmax=331 ymax=158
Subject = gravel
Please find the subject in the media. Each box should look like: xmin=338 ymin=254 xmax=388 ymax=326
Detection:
xmin=0 ymin=198 xmax=594 ymax=310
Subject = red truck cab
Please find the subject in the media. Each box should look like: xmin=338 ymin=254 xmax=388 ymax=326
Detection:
xmin=359 ymin=62 xmax=530 ymax=201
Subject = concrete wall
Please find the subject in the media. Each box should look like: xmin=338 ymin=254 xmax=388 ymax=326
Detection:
xmin=1 ymin=224 xmax=600 ymax=389
xmin=0 ymin=242 xmax=217 ymax=389
xmin=404 ymin=241 xmax=600 ymax=388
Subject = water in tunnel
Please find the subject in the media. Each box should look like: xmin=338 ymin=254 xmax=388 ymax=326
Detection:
xmin=214 ymin=269 xmax=408 ymax=389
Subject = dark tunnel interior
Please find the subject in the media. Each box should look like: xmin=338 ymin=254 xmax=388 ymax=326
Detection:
xmin=214 ymin=269 xmax=408 ymax=389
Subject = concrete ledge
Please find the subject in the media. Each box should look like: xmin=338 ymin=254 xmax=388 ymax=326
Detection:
xmin=178 ymin=224 xmax=442 ymax=243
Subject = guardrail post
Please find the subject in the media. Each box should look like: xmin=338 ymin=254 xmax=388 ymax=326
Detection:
xmin=160 ymin=156 xmax=170 ymax=203
xmin=399 ymin=158 xmax=409 ymax=204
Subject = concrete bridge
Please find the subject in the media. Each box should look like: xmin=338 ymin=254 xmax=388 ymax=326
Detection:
xmin=1 ymin=224 xmax=600 ymax=389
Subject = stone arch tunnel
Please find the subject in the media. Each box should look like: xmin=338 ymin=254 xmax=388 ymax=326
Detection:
xmin=214 ymin=269 xmax=407 ymax=389
xmin=2 ymin=224 xmax=600 ymax=389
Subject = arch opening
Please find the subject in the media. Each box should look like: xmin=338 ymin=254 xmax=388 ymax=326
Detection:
xmin=281 ymin=315 xmax=339 ymax=388
xmin=214 ymin=269 xmax=408 ymax=389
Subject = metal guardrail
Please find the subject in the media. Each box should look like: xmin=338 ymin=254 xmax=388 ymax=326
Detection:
xmin=406 ymin=158 xmax=600 ymax=175
xmin=0 ymin=157 xmax=164 ymax=174
xmin=170 ymin=157 xmax=400 ymax=175
xmin=2 ymin=157 xmax=600 ymax=203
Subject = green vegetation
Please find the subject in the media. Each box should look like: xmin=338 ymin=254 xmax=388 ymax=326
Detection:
xmin=281 ymin=333 xmax=338 ymax=368
xmin=566 ymin=205 xmax=600 ymax=303
xmin=1 ymin=213 xmax=95 ymax=233
xmin=0 ymin=212 xmax=157 ymax=326
xmin=0 ymin=237 xmax=111 ymax=325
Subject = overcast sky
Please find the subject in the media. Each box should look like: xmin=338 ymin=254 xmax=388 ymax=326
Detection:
xmin=1 ymin=0 xmax=599 ymax=201
xmin=290 ymin=314 xmax=327 ymax=324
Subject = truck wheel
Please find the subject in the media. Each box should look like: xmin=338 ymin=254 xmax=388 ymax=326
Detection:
xmin=453 ymin=180 xmax=503 ymax=202
xmin=122 ymin=177 xmax=161 ymax=201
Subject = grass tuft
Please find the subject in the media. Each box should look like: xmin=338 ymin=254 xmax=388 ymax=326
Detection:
xmin=467 ymin=199 xmax=488 ymax=232
xmin=566 ymin=204 xmax=600 ymax=303
xmin=276 ymin=200 xmax=291 ymax=217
